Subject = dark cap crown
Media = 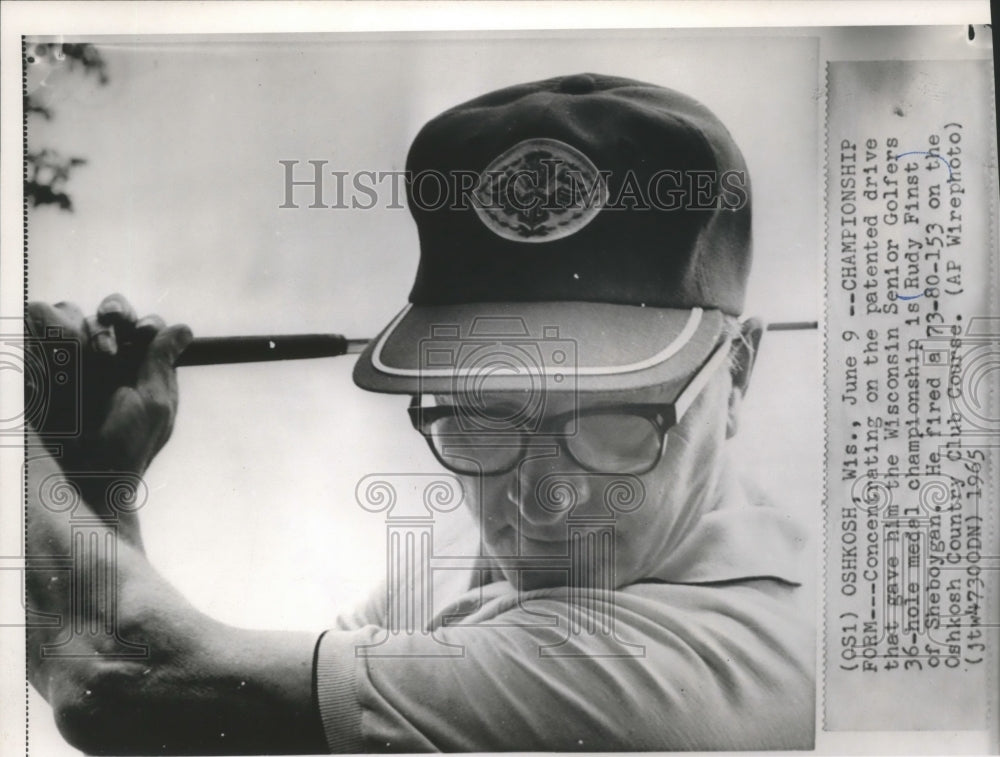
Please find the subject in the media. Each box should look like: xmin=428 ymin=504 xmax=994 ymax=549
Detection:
xmin=404 ymin=73 xmax=752 ymax=315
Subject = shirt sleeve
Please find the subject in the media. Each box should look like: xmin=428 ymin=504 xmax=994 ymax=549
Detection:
xmin=314 ymin=580 xmax=814 ymax=753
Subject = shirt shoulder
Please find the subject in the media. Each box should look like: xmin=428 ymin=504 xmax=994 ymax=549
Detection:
xmin=316 ymin=577 xmax=814 ymax=752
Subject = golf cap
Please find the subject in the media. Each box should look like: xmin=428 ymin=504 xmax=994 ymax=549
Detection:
xmin=354 ymin=73 xmax=752 ymax=396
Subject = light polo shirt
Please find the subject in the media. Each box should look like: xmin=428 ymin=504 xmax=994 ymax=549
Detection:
xmin=315 ymin=468 xmax=814 ymax=752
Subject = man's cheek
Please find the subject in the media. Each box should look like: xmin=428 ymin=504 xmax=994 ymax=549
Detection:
xmin=459 ymin=476 xmax=494 ymax=525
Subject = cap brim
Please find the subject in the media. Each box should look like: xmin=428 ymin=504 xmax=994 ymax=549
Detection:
xmin=353 ymin=302 xmax=724 ymax=396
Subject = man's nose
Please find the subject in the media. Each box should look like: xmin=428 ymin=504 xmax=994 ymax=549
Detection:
xmin=507 ymin=447 xmax=592 ymax=527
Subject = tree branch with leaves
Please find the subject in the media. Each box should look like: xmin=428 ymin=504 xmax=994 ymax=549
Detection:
xmin=24 ymin=42 xmax=109 ymax=212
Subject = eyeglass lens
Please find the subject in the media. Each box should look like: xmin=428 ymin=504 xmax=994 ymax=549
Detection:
xmin=567 ymin=414 xmax=661 ymax=474
xmin=428 ymin=412 xmax=661 ymax=474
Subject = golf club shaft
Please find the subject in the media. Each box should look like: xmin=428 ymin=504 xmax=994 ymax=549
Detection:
xmin=174 ymin=321 xmax=817 ymax=367
xmin=175 ymin=334 xmax=368 ymax=366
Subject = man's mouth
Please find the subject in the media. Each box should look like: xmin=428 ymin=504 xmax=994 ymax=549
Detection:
xmin=487 ymin=528 xmax=572 ymax=591
xmin=486 ymin=523 xmax=627 ymax=591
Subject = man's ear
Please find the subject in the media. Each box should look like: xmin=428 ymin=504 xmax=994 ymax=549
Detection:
xmin=726 ymin=316 xmax=764 ymax=439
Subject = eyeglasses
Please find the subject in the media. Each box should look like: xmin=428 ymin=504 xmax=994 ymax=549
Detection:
xmin=409 ymin=340 xmax=731 ymax=476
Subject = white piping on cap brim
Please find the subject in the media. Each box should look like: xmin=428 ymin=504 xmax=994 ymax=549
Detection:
xmin=370 ymin=304 xmax=703 ymax=377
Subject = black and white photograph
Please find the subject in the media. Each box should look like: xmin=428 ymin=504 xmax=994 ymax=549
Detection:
xmin=1 ymin=3 xmax=997 ymax=756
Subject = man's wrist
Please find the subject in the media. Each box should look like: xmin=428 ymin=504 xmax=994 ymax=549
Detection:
xmin=27 ymin=427 xmax=147 ymax=547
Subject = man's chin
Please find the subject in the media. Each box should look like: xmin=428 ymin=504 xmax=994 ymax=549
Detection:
xmin=486 ymin=529 xmax=628 ymax=591
xmin=503 ymin=568 xmax=570 ymax=592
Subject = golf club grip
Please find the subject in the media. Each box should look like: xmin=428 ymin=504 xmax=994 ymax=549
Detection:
xmin=176 ymin=334 xmax=356 ymax=366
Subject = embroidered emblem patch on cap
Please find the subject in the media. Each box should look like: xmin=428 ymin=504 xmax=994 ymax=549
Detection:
xmin=473 ymin=138 xmax=608 ymax=243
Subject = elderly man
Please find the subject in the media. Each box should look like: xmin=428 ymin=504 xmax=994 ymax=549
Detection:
xmin=25 ymin=73 xmax=813 ymax=753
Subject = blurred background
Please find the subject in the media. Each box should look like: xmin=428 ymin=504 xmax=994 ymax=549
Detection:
xmin=25 ymin=31 xmax=820 ymax=753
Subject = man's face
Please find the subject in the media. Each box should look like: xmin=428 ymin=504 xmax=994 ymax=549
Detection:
xmin=435 ymin=352 xmax=738 ymax=591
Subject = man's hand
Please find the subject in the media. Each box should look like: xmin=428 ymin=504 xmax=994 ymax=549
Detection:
xmin=23 ymin=298 xmax=327 ymax=754
xmin=26 ymin=294 xmax=193 ymax=477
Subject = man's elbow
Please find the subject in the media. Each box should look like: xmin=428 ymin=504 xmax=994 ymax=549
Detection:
xmin=49 ymin=661 xmax=150 ymax=755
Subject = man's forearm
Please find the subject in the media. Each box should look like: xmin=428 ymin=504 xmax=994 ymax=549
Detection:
xmin=25 ymin=436 xmax=327 ymax=754
xmin=25 ymin=432 xmax=167 ymax=715
xmin=25 ymin=437 xmax=94 ymax=667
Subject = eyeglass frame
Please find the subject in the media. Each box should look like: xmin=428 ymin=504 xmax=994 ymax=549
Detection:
xmin=408 ymin=337 xmax=733 ymax=476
